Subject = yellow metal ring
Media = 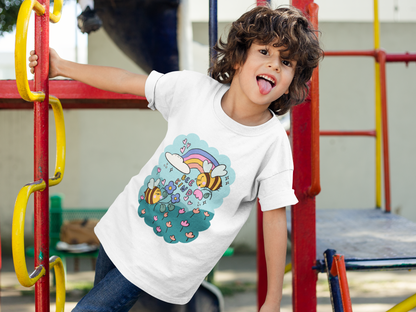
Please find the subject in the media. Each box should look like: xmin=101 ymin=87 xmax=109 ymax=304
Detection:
xmin=12 ymin=179 xmax=47 ymax=287
xmin=285 ymin=263 xmax=292 ymax=274
xmin=386 ymin=293 xmax=416 ymax=312
xmin=49 ymin=0 xmax=63 ymax=23
xmin=14 ymin=0 xmax=63 ymax=103
xmin=49 ymin=256 xmax=66 ymax=312
xmin=49 ymin=96 xmax=66 ymax=187
xmin=15 ymin=0 xmax=46 ymax=103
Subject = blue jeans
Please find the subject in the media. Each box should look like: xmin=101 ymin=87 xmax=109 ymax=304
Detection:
xmin=72 ymin=245 xmax=143 ymax=312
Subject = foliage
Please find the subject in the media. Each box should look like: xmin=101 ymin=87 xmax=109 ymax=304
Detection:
xmin=0 ymin=0 xmax=23 ymax=36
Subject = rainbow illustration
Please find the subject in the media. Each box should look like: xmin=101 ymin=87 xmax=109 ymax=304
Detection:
xmin=182 ymin=149 xmax=219 ymax=173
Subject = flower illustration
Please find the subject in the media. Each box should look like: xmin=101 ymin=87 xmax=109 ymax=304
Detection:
xmin=170 ymin=235 xmax=176 ymax=243
xmin=162 ymin=212 xmax=169 ymax=220
xmin=186 ymin=232 xmax=195 ymax=241
xmin=177 ymin=208 xmax=185 ymax=217
xmin=156 ymin=226 xmax=161 ymax=233
xmin=152 ymin=215 xmax=158 ymax=224
xmin=190 ymin=208 xmax=200 ymax=218
xmin=140 ymin=195 xmax=144 ymax=200
xmin=141 ymin=209 xmax=146 ymax=215
xmin=180 ymin=220 xmax=190 ymax=232
xmin=165 ymin=181 xmax=177 ymax=194
xmin=204 ymin=212 xmax=210 ymax=220
xmin=166 ymin=221 xmax=172 ymax=232
xmin=171 ymin=193 xmax=180 ymax=204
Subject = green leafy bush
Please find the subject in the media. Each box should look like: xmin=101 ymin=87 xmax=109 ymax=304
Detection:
xmin=0 ymin=0 xmax=23 ymax=36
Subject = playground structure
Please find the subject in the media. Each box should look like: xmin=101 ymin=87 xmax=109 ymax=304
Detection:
xmin=1 ymin=0 xmax=416 ymax=311
xmin=289 ymin=1 xmax=416 ymax=312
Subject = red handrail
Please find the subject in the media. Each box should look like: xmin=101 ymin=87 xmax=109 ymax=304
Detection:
xmin=323 ymin=48 xmax=401 ymax=213
xmin=324 ymin=50 xmax=376 ymax=57
xmin=307 ymin=2 xmax=321 ymax=197
xmin=386 ymin=52 xmax=416 ymax=66
xmin=320 ymin=130 xmax=376 ymax=137
xmin=330 ymin=255 xmax=353 ymax=312
xmin=325 ymin=50 xmax=416 ymax=64
xmin=376 ymin=49 xmax=391 ymax=213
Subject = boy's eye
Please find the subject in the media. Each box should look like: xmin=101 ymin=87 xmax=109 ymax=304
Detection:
xmin=282 ymin=60 xmax=292 ymax=67
xmin=259 ymin=49 xmax=268 ymax=55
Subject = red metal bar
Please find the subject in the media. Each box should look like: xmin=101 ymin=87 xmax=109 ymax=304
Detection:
xmin=376 ymin=49 xmax=391 ymax=213
xmin=34 ymin=0 xmax=50 ymax=310
xmin=325 ymin=50 xmax=416 ymax=64
xmin=0 ymin=80 xmax=147 ymax=109
xmin=324 ymin=50 xmax=376 ymax=57
xmin=290 ymin=1 xmax=318 ymax=311
xmin=286 ymin=130 xmax=377 ymax=137
xmin=307 ymin=3 xmax=320 ymax=198
xmin=331 ymin=255 xmax=353 ymax=312
xmin=320 ymin=130 xmax=377 ymax=137
xmin=385 ymin=52 xmax=416 ymax=64
xmin=257 ymin=201 xmax=267 ymax=311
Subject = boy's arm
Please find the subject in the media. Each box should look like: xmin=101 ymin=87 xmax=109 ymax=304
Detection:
xmin=29 ymin=49 xmax=148 ymax=96
xmin=260 ymin=207 xmax=287 ymax=312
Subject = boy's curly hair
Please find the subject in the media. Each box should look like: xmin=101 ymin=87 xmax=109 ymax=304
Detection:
xmin=209 ymin=6 xmax=323 ymax=116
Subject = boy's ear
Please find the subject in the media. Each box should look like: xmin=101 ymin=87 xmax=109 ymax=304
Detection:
xmin=284 ymin=89 xmax=289 ymax=95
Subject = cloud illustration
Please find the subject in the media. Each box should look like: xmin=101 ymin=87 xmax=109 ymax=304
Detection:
xmin=165 ymin=152 xmax=190 ymax=174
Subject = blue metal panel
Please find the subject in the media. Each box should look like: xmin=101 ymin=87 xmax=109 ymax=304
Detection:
xmin=209 ymin=0 xmax=218 ymax=68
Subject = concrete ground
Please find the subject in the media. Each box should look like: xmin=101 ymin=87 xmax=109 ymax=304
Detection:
xmin=1 ymin=254 xmax=416 ymax=311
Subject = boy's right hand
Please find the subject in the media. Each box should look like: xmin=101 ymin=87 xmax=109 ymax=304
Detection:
xmin=29 ymin=48 xmax=61 ymax=78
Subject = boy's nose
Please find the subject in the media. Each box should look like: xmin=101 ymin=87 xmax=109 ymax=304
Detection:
xmin=268 ymin=54 xmax=281 ymax=72
xmin=268 ymin=59 xmax=281 ymax=72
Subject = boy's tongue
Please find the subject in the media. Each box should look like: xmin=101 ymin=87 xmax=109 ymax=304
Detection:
xmin=257 ymin=77 xmax=273 ymax=95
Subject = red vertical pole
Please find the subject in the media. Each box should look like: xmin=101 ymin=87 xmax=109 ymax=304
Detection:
xmin=257 ymin=201 xmax=267 ymax=311
xmin=34 ymin=0 xmax=50 ymax=311
xmin=290 ymin=1 xmax=318 ymax=312
xmin=290 ymin=101 xmax=317 ymax=312
xmin=377 ymin=50 xmax=391 ymax=213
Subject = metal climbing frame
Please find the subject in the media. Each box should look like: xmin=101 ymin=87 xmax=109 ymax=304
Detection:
xmin=1 ymin=0 xmax=317 ymax=311
xmin=12 ymin=0 xmax=67 ymax=310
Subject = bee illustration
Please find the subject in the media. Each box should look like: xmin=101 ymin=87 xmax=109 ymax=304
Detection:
xmin=196 ymin=161 xmax=227 ymax=192
xmin=144 ymin=178 xmax=162 ymax=204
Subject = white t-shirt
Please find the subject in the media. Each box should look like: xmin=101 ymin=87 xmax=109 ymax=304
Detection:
xmin=95 ymin=70 xmax=298 ymax=304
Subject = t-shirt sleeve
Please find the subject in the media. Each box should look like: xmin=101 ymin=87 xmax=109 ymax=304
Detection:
xmin=258 ymin=169 xmax=298 ymax=211
xmin=145 ymin=70 xmax=181 ymax=121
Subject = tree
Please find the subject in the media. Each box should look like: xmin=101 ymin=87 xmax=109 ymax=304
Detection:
xmin=0 ymin=0 xmax=22 ymax=36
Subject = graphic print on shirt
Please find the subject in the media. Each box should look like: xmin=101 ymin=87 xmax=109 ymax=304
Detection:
xmin=138 ymin=133 xmax=235 ymax=244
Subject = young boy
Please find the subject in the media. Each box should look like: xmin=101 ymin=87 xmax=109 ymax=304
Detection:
xmin=29 ymin=5 xmax=321 ymax=311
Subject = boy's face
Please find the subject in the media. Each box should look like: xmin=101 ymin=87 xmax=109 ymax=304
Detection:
xmin=232 ymin=41 xmax=297 ymax=107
